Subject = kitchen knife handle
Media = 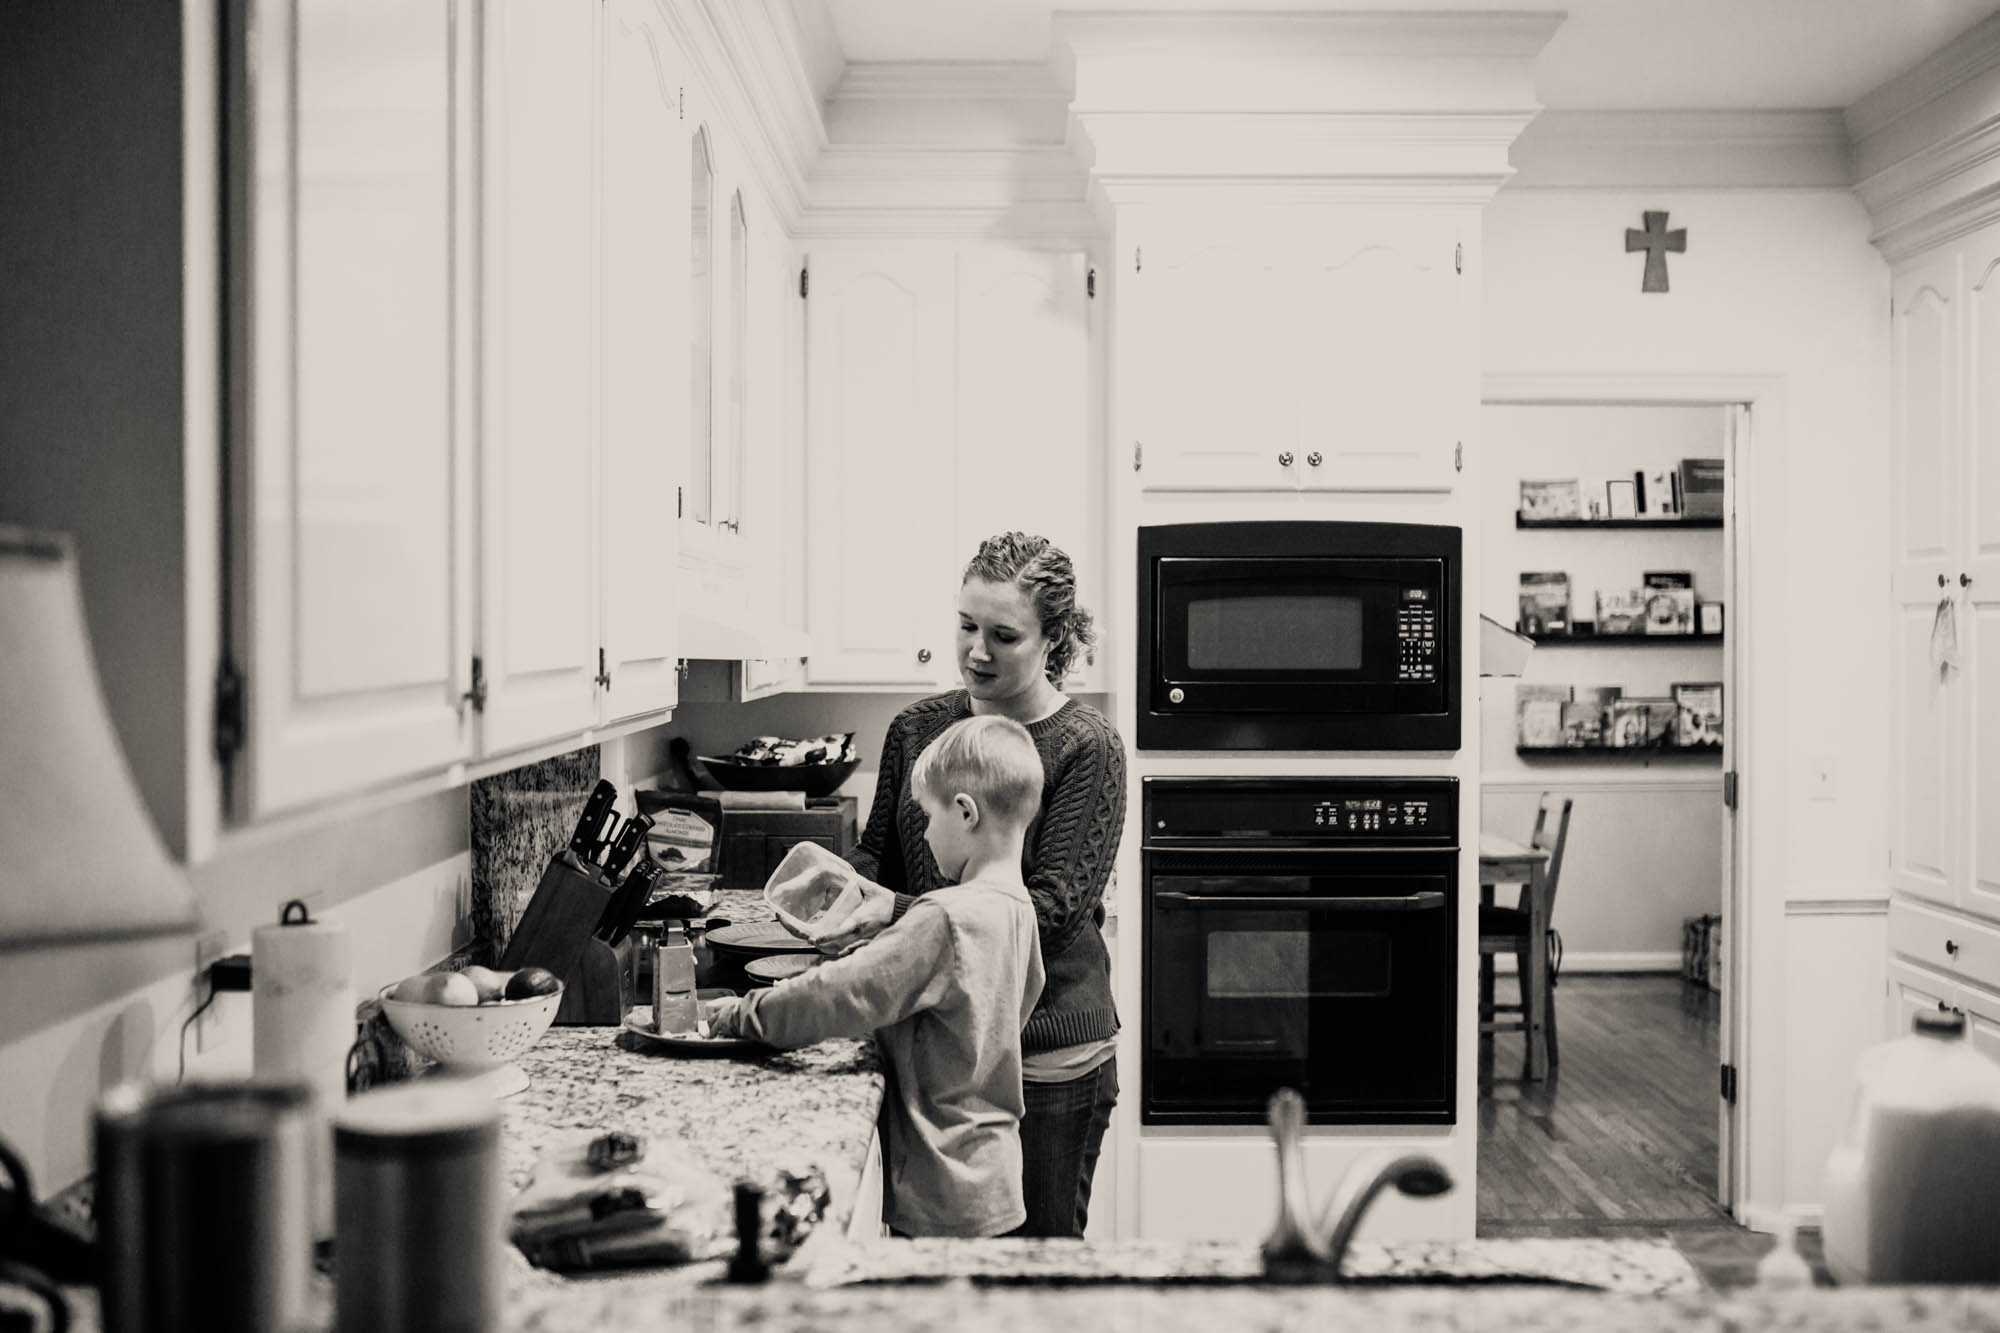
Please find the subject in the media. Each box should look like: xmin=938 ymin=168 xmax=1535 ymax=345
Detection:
xmin=569 ymin=780 xmax=619 ymax=856
xmin=602 ymin=814 xmax=654 ymax=880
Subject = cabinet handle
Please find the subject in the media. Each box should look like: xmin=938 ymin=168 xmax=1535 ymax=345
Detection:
xmin=1940 ymin=573 xmax=1950 ymax=587
xmin=1306 ymin=452 xmax=1323 ymax=468
xmin=1946 ymin=939 xmax=1959 ymax=956
xmin=917 ymin=648 xmax=932 ymax=665
xmin=1278 ymin=451 xmax=1295 ymax=467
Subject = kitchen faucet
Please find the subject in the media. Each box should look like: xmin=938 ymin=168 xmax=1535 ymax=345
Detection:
xmin=1259 ymin=1088 xmax=1454 ymax=1282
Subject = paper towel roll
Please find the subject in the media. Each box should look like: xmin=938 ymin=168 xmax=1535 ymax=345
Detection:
xmin=254 ymin=900 xmax=351 ymax=1239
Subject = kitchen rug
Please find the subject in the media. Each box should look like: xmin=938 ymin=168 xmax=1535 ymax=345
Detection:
xmin=803 ymin=1237 xmax=1705 ymax=1295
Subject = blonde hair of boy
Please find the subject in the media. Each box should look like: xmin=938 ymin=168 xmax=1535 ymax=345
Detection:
xmin=910 ymin=715 xmax=1044 ymax=830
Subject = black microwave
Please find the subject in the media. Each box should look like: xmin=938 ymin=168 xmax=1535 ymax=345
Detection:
xmin=1137 ymin=521 xmax=1460 ymax=751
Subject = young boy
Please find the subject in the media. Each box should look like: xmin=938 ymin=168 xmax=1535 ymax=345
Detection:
xmin=701 ymin=715 xmax=1047 ymax=1238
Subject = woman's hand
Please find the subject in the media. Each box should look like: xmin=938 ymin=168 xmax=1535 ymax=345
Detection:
xmin=809 ymin=879 xmax=896 ymax=956
xmin=700 ymin=996 xmax=742 ymax=1038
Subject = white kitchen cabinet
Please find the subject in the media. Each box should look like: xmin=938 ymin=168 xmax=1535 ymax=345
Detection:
xmin=802 ymin=248 xmax=959 ymax=688
xmin=1887 ymin=957 xmax=1957 ymax=1040
xmin=598 ymin=0 xmax=684 ymax=723
xmin=1886 ymin=218 xmax=2000 ymax=1045
xmin=242 ymin=0 xmax=478 ymax=815
xmin=677 ymin=82 xmax=750 ymax=571
xmin=476 ymin=0 xmax=604 ymax=755
xmin=802 ymin=245 xmax=1099 ymax=691
xmin=1125 ymin=208 xmax=1465 ymax=494
xmin=953 ymin=247 xmax=1102 ymax=691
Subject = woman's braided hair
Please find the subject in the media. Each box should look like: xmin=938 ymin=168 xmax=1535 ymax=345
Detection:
xmin=962 ymin=531 xmax=1098 ymax=688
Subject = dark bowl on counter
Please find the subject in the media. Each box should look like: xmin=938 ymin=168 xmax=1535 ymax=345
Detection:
xmin=693 ymin=755 xmax=859 ymax=799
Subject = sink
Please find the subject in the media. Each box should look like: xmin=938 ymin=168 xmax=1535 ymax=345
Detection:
xmin=803 ymin=1237 xmax=1706 ymax=1295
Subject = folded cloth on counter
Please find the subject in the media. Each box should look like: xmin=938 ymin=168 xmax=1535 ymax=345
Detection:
xmin=509 ymin=1132 xmax=731 ymax=1273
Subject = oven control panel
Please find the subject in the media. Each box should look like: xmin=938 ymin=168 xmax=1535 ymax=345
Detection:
xmin=1143 ymin=777 xmax=1458 ymax=846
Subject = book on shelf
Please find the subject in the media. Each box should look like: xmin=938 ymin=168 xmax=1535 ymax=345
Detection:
xmin=1640 ymin=468 xmax=1680 ymax=517
xmin=1519 ymin=479 xmax=1583 ymax=521
xmin=1595 ymin=588 xmax=1650 ymax=636
xmin=1607 ymin=697 xmax=1677 ymax=748
xmin=1642 ymin=571 xmax=1693 ymax=589
xmin=1672 ymin=682 xmax=1724 ymax=747
xmin=1563 ymin=686 xmax=1623 ymax=747
xmin=1643 ymin=586 xmax=1697 ymax=635
xmin=1516 ymin=683 xmax=1571 ymax=749
xmin=1679 ymin=458 xmax=1725 ymax=519
xmin=1518 ymin=572 xmax=1572 ymax=635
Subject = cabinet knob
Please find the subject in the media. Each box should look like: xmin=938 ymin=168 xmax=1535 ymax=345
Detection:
xmin=1963 ymin=573 xmax=1974 ymax=587
xmin=1946 ymin=939 xmax=1959 ymax=955
xmin=1278 ymin=451 xmax=1295 ymax=467
xmin=1306 ymin=452 xmax=1323 ymax=468
xmin=1941 ymin=573 xmax=1950 ymax=587
xmin=917 ymin=648 xmax=932 ymax=665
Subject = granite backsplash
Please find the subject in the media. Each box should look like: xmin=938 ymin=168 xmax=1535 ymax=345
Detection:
xmin=469 ymin=746 xmax=602 ymax=966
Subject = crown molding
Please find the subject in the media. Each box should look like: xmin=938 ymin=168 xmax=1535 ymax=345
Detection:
xmin=797 ymin=146 xmax=1100 ymax=240
xmin=833 ymin=61 xmax=1070 ymax=104
xmin=1504 ymin=110 xmax=1852 ymax=190
xmin=660 ymin=0 xmax=826 ymax=229
xmin=782 ymin=0 xmax=844 ymax=106
xmin=1846 ymin=9 xmax=2000 ymax=148
xmin=1853 ymin=115 xmax=2000 ymax=263
xmin=1072 ymin=111 xmax=1534 ymax=199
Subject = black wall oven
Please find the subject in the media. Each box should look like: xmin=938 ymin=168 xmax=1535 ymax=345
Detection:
xmin=1143 ymin=776 xmax=1458 ymax=1126
xmin=1137 ymin=521 xmax=1460 ymax=750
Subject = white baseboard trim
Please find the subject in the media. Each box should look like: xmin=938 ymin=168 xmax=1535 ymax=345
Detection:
xmin=1738 ymin=1200 xmax=1823 ymax=1235
xmin=1492 ymin=950 xmax=1684 ymax=974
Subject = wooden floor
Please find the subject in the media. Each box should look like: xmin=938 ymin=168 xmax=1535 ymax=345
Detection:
xmin=1477 ymin=973 xmax=1731 ymax=1231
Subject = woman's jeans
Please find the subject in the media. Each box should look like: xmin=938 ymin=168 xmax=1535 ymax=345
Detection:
xmin=1017 ymin=1056 xmax=1119 ymax=1238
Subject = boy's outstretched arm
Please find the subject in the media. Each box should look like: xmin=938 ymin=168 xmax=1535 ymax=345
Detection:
xmin=703 ymin=902 xmax=957 ymax=1048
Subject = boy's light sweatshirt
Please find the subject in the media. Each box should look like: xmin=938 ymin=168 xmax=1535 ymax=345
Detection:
xmin=707 ymin=873 xmax=1044 ymax=1237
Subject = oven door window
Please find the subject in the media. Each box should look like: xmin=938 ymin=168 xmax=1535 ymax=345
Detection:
xmin=1147 ymin=875 xmax=1453 ymax=1122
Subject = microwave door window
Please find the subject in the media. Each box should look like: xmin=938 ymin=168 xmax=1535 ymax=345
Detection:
xmin=1184 ymin=594 xmax=1364 ymax=674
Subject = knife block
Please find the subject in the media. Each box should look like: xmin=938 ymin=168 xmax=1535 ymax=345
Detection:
xmin=497 ymin=851 xmax=628 ymax=1026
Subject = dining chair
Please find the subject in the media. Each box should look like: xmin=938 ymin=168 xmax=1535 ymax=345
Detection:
xmin=1479 ymin=793 xmax=1573 ymax=1078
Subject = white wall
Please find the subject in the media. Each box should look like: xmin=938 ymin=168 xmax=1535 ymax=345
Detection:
xmin=1483 ymin=186 xmax=1892 ymax=1216
xmin=0 ymin=788 xmax=471 ymax=1195
xmin=1481 ymin=402 xmax=1727 ymax=965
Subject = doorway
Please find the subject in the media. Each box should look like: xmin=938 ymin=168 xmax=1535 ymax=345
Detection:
xmin=1473 ymin=386 xmax=1754 ymax=1233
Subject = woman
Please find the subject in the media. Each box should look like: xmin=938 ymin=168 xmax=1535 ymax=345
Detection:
xmin=814 ymin=531 xmax=1127 ymax=1238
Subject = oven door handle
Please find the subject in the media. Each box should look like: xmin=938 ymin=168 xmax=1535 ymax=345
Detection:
xmin=1152 ymin=890 xmax=1447 ymax=912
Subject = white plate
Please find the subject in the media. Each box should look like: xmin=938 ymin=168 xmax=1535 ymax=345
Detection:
xmin=618 ymin=1009 xmax=770 ymax=1057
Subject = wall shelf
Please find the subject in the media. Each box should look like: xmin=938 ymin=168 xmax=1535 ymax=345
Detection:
xmin=1515 ymin=515 xmax=1722 ymax=530
xmin=1515 ymin=746 xmax=1722 ymax=758
xmin=1525 ymin=629 xmax=1723 ymax=645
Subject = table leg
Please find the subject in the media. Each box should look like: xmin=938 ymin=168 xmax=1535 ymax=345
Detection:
xmin=1525 ymin=865 xmax=1549 ymax=1081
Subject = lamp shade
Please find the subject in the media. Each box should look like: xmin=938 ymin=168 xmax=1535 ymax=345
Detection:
xmin=1480 ymin=613 xmax=1536 ymax=678
xmin=0 ymin=527 xmax=199 ymax=948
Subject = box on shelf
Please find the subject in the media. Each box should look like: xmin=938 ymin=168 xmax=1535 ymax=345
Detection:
xmin=1672 ymin=682 xmax=1724 ymax=747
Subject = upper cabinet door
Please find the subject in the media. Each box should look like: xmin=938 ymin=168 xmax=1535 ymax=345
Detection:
xmin=477 ymin=0 xmax=602 ymax=755
xmin=954 ymin=248 xmax=1100 ymax=689
xmin=597 ymin=0 xmax=683 ymax=724
xmin=803 ymin=249 xmax=957 ymax=687
xmin=1293 ymin=211 xmax=1463 ymax=492
xmin=243 ymin=0 xmax=474 ymax=816
xmin=1889 ymin=252 xmax=1961 ymax=907
xmin=1962 ymin=230 xmax=2000 ymax=921
xmin=1128 ymin=222 xmax=1298 ymax=492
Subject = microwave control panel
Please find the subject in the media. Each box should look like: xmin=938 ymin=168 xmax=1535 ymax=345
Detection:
xmin=1396 ymin=587 xmax=1438 ymax=682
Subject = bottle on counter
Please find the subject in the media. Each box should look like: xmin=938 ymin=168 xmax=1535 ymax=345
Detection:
xmin=1756 ymin=1214 xmax=1812 ymax=1291
xmin=653 ymin=924 xmax=699 ymax=1035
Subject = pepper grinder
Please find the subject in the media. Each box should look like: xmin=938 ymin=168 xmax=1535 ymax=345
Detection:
xmin=726 ymin=1181 xmax=769 ymax=1283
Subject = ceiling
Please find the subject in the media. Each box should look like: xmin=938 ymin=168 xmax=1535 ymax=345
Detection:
xmin=815 ymin=0 xmax=2000 ymax=112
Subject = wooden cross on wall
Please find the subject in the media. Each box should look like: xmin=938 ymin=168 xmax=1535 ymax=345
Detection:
xmin=1625 ymin=211 xmax=1686 ymax=293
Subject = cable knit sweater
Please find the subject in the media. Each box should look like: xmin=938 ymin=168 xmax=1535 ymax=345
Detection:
xmin=847 ymin=691 xmax=1126 ymax=1053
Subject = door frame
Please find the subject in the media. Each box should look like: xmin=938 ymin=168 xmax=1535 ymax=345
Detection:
xmin=1482 ymin=372 xmax=1781 ymax=1222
